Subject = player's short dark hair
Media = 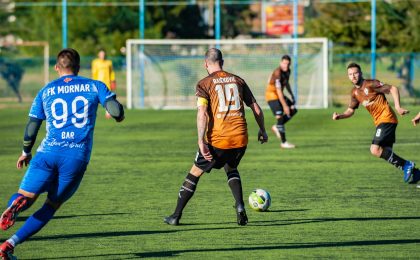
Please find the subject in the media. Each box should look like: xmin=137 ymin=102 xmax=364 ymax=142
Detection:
xmin=205 ymin=48 xmax=223 ymax=64
xmin=347 ymin=63 xmax=362 ymax=72
xmin=56 ymin=48 xmax=80 ymax=75
xmin=281 ymin=55 xmax=291 ymax=62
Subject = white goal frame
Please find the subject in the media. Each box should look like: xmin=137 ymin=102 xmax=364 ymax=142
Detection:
xmin=126 ymin=38 xmax=329 ymax=109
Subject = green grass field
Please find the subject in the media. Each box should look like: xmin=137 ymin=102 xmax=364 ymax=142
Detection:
xmin=1 ymin=106 xmax=420 ymax=259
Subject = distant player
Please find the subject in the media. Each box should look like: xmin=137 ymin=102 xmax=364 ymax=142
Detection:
xmin=92 ymin=49 xmax=116 ymax=119
xmin=412 ymin=112 xmax=420 ymax=126
xmin=164 ymin=48 xmax=268 ymax=226
xmin=92 ymin=49 xmax=116 ymax=91
xmin=0 ymin=48 xmax=124 ymax=259
xmin=332 ymin=63 xmax=418 ymax=183
xmin=265 ymin=55 xmax=297 ymax=149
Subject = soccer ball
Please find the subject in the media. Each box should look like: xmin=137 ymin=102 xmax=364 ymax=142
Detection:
xmin=248 ymin=189 xmax=271 ymax=211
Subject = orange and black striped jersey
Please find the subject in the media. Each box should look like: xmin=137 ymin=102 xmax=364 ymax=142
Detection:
xmin=195 ymin=70 xmax=256 ymax=149
xmin=265 ymin=67 xmax=290 ymax=101
xmin=349 ymin=79 xmax=398 ymax=126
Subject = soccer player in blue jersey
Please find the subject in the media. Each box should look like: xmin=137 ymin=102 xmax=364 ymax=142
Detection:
xmin=0 ymin=48 xmax=124 ymax=259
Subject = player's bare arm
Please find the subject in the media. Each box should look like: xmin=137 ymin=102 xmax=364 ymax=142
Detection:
xmin=275 ymin=80 xmax=290 ymax=116
xmin=249 ymin=102 xmax=268 ymax=144
xmin=332 ymin=108 xmax=355 ymax=120
xmin=412 ymin=112 xmax=420 ymax=126
xmin=285 ymin=82 xmax=295 ymax=105
xmin=197 ymin=104 xmax=212 ymax=161
xmin=388 ymin=85 xmax=409 ymax=116
xmin=17 ymin=117 xmax=43 ymax=169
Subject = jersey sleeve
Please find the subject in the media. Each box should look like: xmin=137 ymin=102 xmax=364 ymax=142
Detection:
xmin=195 ymin=81 xmax=209 ymax=100
xmin=96 ymin=81 xmax=116 ymax=107
xmin=371 ymin=79 xmax=391 ymax=94
xmin=348 ymin=90 xmax=359 ymax=109
xmin=28 ymin=89 xmax=46 ymax=120
xmin=269 ymin=69 xmax=280 ymax=85
xmin=241 ymin=79 xmax=257 ymax=106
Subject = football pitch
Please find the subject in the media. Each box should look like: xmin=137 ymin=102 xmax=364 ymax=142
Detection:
xmin=1 ymin=107 xmax=420 ymax=259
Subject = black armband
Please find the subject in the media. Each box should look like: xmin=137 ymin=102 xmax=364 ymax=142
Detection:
xmin=23 ymin=117 xmax=43 ymax=154
xmin=105 ymin=97 xmax=124 ymax=121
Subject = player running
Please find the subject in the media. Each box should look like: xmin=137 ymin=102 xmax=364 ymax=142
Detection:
xmin=265 ymin=55 xmax=297 ymax=149
xmin=0 ymin=48 xmax=124 ymax=259
xmin=164 ymin=48 xmax=268 ymax=226
xmin=332 ymin=63 xmax=418 ymax=183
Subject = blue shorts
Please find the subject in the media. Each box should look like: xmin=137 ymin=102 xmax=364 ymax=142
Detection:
xmin=20 ymin=152 xmax=88 ymax=203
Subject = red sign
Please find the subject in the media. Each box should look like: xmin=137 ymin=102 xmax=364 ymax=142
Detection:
xmin=265 ymin=5 xmax=304 ymax=36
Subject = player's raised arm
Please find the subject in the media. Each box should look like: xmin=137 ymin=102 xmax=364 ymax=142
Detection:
xmin=388 ymin=85 xmax=409 ymax=116
xmin=17 ymin=117 xmax=43 ymax=169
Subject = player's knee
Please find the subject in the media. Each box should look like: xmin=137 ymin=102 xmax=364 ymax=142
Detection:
xmin=224 ymin=164 xmax=237 ymax=173
xmin=370 ymin=145 xmax=382 ymax=157
xmin=45 ymin=199 xmax=62 ymax=210
xmin=190 ymin=164 xmax=204 ymax=177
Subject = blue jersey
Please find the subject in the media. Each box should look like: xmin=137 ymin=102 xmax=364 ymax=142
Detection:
xmin=29 ymin=75 xmax=115 ymax=162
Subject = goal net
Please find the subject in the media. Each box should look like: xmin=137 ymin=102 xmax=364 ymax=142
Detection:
xmin=126 ymin=38 xmax=328 ymax=109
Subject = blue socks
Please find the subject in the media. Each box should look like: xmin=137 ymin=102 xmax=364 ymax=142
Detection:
xmin=12 ymin=203 xmax=56 ymax=245
xmin=7 ymin=193 xmax=22 ymax=207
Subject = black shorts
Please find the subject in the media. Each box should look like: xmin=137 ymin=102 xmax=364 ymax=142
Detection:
xmin=194 ymin=145 xmax=247 ymax=173
xmin=268 ymin=97 xmax=294 ymax=117
xmin=372 ymin=123 xmax=397 ymax=148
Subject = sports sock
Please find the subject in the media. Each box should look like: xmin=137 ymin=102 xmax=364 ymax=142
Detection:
xmin=7 ymin=193 xmax=21 ymax=208
xmin=7 ymin=193 xmax=31 ymax=211
xmin=283 ymin=108 xmax=297 ymax=124
xmin=227 ymin=170 xmax=244 ymax=208
xmin=173 ymin=173 xmax=199 ymax=218
xmin=380 ymin=148 xmax=407 ymax=170
xmin=276 ymin=118 xmax=286 ymax=143
xmin=12 ymin=203 xmax=56 ymax=245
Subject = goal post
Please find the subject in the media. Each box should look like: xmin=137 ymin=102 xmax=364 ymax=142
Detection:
xmin=126 ymin=38 xmax=328 ymax=109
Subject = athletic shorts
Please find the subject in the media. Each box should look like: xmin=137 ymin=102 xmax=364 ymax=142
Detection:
xmin=194 ymin=145 xmax=247 ymax=173
xmin=268 ymin=97 xmax=294 ymax=117
xmin=372 ymin=123 xmax=397 ymax=148
xmin=20 ymin=152 xmax=88 ymax=203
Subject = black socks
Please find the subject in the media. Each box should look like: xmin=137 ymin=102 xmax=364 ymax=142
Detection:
xmin=227 ymin=170 xmax=244 ymax=208
xmin=380 ymin=148 xmax=407 ymax=170
xmin=173 ymin=173 xmax=199 ymax=218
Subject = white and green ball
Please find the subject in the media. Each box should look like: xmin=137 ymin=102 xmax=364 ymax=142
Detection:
xmin=248 ymin=189 xmax=271 ymax=211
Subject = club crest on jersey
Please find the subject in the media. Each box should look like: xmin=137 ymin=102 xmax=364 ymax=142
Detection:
xmin=364 ymin=88 xmax=369 ymax=96
xmin=64 ymin=77 xmax=73 ymax=83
